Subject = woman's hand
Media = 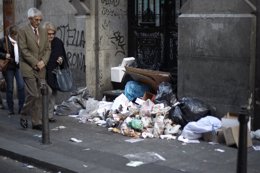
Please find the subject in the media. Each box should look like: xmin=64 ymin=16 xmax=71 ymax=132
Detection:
xmin=5 ymin=53 xmax=11 ymax=59
xmin=57 ymin=56 xmax=63 ymax=65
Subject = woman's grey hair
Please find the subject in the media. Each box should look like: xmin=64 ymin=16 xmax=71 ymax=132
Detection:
xmin=42 ymin=21 xmax=57 ymax=32
xmin=27 ymin=7 xmax=43 ymax=18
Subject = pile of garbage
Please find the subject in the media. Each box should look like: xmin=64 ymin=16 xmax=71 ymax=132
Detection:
xmin=54 ymin=82 xmax=224 ymax=141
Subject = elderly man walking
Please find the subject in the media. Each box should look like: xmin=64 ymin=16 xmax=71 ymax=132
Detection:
xmin=18 ymin=7 xmax=50 ymax=130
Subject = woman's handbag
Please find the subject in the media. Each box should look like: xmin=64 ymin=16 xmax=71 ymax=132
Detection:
xmin=0 ymin=36 xmax=10 ymax=72
xmin=0 ymin=59 xmax=10 ymax=72
xmin=52 ymin=61 xmax=73 ymax=92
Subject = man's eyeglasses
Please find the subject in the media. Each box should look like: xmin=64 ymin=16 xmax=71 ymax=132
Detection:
xmin=48 ymin=33 xmax=55 ymax=35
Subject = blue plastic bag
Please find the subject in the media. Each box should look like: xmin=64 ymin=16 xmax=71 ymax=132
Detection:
xmin=124 ymin=81 xmax=150 ymax=101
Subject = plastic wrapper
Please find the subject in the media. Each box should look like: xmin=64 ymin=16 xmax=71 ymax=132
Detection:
xmin=154 ymin=82 xmax=177 ymax=106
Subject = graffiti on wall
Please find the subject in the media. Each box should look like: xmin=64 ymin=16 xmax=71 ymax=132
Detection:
xmin=56 ymin=24 xmax=86 ymax=72
xmin=57 ymin=24 xmax=85 ymax=48
xmin=66 ymin=51 xmax=86 ymax=72
xmin=100 ymin=0 xmax=126 ymax=57
xmin=110 ymin=31 xmax=126 ymax=56
xmin=101 ymin=0 xmax=120 ymax=7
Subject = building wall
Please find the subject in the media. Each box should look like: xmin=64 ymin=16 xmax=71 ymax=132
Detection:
xmin=178 ymin=0 xmax=256 ymax=119
xmin=86 ymin=0 xmax=128 ymax=99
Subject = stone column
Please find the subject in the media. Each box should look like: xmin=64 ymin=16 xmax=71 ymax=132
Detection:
xmin=178 ymin=0 xmax=256 ymax=116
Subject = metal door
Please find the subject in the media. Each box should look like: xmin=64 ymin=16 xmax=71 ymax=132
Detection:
xmin=128 ymin=0 xmax=183 ymax=77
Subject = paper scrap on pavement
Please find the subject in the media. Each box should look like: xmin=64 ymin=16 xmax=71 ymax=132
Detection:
xmin=208 ymin=142 xmax=218 ymax=145
xmin=126 ymin=161 xmax=144 ymax=167
xmin=160 ymin=135 xmax=176 ymax=140
xmin=124 ymin=152 xmax=166 ymax=165
xmin=214 ymin=148 xmax=225 ymax=153
xmin=23 ymin=164 xmax=34 ymax=169
xmin=125 ymin=138 xmax=144 ymax=143
xmin=33 ymin=134 xmax=42 ymax=138
xmin=52 ymin=126 xmax=66 ymax=131
xmin=177 ymin=135 xmax=200 ymax=143
xmin=68 ymin=115 xmax=79 ymax=118
xmin=253 ymin=145 xmax=260 ymax=151
xmin=70 ymin=138 xmax=82 ymax=143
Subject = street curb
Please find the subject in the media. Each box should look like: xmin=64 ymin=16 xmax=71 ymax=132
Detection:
xmin=0 ymin=147 xmax=76 ymax=173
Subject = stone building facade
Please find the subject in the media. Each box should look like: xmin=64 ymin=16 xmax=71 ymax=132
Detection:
xmin=1 ymin=0 xmax=259 ymax=129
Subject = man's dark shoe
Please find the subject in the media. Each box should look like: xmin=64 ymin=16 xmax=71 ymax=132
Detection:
xmin=49 ymin=118 xmax=57 ymax=123
xmin=20 ymin=118 xmax=28 ymax=129
xmin=32 ymin=124 xmax=42 ymax=131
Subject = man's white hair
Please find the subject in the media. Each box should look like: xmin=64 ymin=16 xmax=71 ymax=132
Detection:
xmin=27 ymin=7 xmax=43 ymax=18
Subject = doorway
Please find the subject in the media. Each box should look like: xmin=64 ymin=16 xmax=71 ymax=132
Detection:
xmin=128 ymin=0 xmax=184 ymax=85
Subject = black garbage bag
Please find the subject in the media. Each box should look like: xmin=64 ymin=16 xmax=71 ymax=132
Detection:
xmin=169 ymin=105 xmax=186 ymax=127
xmin=154 ymin=82 xmax=177 ymax=106
xmin=180 ymin=97 xmax=212 ymax=122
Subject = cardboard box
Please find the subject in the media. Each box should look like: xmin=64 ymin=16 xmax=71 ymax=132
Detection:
xmin=111 ymin=57 xmax=135 ymax=83
xmin=202 ymin=128 xmax=225 ymax=144
xmin=125 ymin=67 xmax=172 ymax=92
xmin=222 ymin=112 xmax=252 ymax=147
xmin=223 ymin=126 xmax=252 ymax=147
xmin=142 ymin=92 xmax=156 ymax=102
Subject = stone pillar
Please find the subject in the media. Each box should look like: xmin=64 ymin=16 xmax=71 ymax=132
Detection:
xmin=178 ymin=0 xmax=256 ymax=117
xmin=86 ymin=0 xmax=128 ymax=99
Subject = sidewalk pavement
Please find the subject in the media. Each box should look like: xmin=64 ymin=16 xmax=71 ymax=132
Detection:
xmin=0 ymin=105 xmax=260 ymax=173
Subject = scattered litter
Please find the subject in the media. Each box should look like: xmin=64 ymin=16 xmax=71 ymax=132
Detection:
xmin=160 ymin=134 xmax=176 ymax=140
xmin=83 ymin=164 xmax=88 ymax=168
xmin=23 ymin=164 xmax=34 ymax=169
xmin=208 ymin=141 xmax=218 ymax=145
xmin=124 ymin=152 xmax=166 ymax=165
xmin=83 ymin=148 xmax=90 ymax=151
xmin=178 ymin=135 xmax=200 ymax=143
xmin=141 ymin=132 xmax=154 ymax=139
xmin=125 ymin=138 xmax=144 ymax=143
xmin=51 ymin=126 xmax=66 ymax=131
xmin=178 ymin=168 xmax=187 ymax=172
xmin=214 ymin=148 xmax=225 ymax=153
xmin=33 ymin=134 xmax=42 ymax=138
xmin=68 ymin=115 xmax=79 ymax=118
xmin=26 ymin=165 xmax=34 ymax=169
xmin=253 ymin=146 xmax=260 ymax=151
xmin=70 ymin=138 xmax=82 ymax=143
xmin=153 ymin=153 xmax=166 ymax=161
xmin=126 ymin=161 xmax=144 ymax=167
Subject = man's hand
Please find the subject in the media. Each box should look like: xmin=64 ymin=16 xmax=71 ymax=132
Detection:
xmin=36 ymin=60 xmax=45 ymax=70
